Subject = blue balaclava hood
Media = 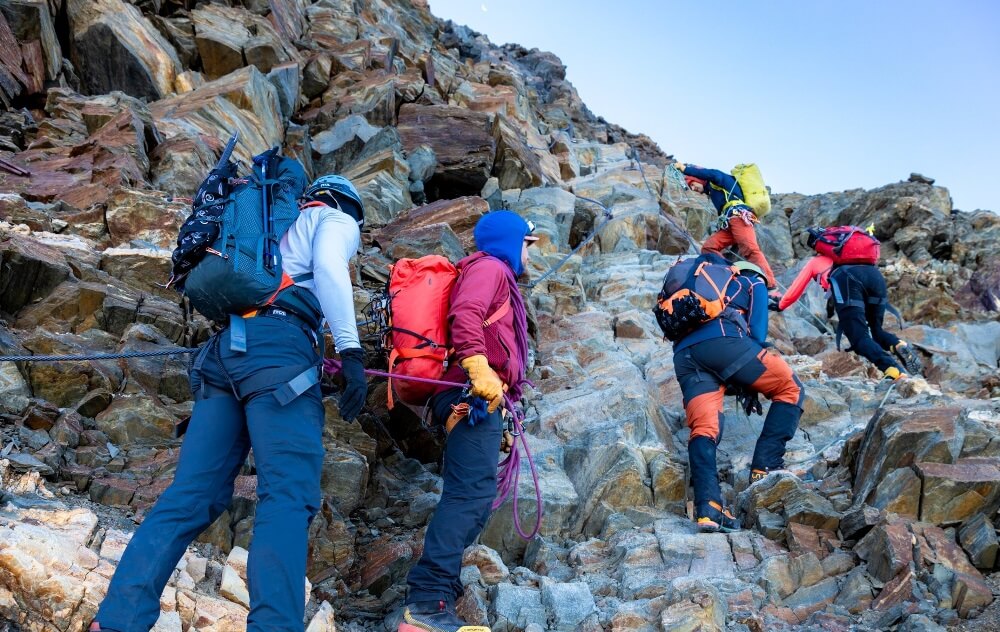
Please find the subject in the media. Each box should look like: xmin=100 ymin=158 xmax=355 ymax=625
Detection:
xmin=473 ymin=210 xmax=531 ymax=276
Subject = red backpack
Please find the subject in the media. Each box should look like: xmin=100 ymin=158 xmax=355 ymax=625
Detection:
xmin=808 ymin=226 xmax=880 ymax=265
xmin=384 ymin=256 xmax=508 ymax=408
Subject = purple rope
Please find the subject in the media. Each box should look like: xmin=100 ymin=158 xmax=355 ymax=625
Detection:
xmin=322 ymin=359 xmax=543 ymax=539
xmin=492 ymin=396 xmax=543 ymax=539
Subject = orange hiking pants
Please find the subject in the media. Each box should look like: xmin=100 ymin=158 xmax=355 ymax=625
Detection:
xmin=674 ymin=337 xmax=803 ymax=460
xmin=702 ymin=214 xmax=777 ymax=288
xmin=674 ymin=336 xmax=804 ymax=511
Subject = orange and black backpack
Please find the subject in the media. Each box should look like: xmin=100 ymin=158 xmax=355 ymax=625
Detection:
xmin=653 ymin=257 xmax=745 ymax=341
xmin=383 ymin=255 xmax=508 ymax=408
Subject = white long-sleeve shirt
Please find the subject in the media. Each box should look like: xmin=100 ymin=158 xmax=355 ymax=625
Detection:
xmin=280 ymin=203 xmax=361 ymax=351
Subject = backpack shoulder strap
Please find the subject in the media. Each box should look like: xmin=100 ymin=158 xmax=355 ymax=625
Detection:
xmin=483 ymin=294 xmax=510 ymax=327
xmin=458 ymin=256 xmax=511 ymax=328
xmin=695 ymin=262 xmax=736 ymax=302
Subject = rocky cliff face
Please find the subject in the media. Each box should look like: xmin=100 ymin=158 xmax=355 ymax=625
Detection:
xmin=0 ymin=1 xmax=998 ymax=631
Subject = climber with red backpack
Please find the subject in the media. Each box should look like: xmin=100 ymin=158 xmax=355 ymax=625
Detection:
xmin=769 ymin=226 xmax=923 ymax=381
xmin=675 ymin=161 xmax=779 ymax=289
xmin=91 ymin=147 xmax=368 ymax=632
xmin=400 ymin=210 xmax=536 ymax=632
xmin=655 ymin=253 xmax=804 ymax=533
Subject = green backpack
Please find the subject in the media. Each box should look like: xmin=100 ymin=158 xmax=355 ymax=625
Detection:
xmin=728 ymin=163 xmax=771 ymax=218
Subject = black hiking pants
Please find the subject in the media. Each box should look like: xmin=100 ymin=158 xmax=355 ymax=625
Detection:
xmin=406 ymin=387 xmax=502 ymax=607
xmin=830 ymin=265 xmax=902 ymax=372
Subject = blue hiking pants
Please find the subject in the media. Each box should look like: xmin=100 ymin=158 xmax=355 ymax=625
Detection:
xmin=406 ymin=388 xmax=501 ymax=606
xmin=96 ymin=316 xmax=324 ymax=632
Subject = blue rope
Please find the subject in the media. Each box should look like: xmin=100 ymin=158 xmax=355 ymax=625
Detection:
xmin=0 ymin=348 xmax=199 ymax=362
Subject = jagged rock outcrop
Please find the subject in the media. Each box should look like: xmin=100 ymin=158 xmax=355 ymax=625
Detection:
xmin=0 ymin=1 xmax=996 ymax=631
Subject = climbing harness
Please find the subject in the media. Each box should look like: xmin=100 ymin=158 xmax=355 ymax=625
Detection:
xmin=715 ymin=206 xmax=758 ymax=232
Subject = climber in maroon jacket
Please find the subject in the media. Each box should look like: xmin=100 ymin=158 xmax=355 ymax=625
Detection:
xmin=401 ymin=210 xmax=536 ymax=632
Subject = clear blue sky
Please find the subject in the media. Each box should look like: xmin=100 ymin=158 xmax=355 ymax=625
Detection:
xmin=428 ymin=0 xmax=998 ymax=212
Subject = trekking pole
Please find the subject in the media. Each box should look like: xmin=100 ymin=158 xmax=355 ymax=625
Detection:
xmin=217 ymin=131 xmax=239 ymax=168
xmin=257 ymin=153 xmax=273 ymax=270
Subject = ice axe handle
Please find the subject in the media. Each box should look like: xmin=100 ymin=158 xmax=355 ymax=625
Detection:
xmin=216 ymin=132 xmax=239 ymax=169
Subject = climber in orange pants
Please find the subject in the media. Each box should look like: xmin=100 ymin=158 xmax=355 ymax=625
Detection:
xmin=675 ymin=162 xmax=778 ymax=289
xmin=666 ymin=255 xmax=804 ymax=532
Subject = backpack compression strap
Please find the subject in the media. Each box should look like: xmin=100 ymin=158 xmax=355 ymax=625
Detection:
xmin=386 ymin=299 xmax=510 ymax=409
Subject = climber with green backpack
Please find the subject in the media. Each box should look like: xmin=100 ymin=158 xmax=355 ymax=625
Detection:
xmin=675 ymin=161 xmax=778 ymax=289
xmin=92 ymin=144 xmax=368 ymax=631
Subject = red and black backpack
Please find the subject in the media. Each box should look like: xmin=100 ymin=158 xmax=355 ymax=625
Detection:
xmin=807 ymin=226 xmax=880 ymax=265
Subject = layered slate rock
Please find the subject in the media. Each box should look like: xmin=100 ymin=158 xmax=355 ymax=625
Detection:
xmin=372 ymin=195 xmax=488 ymax=253
xmin=0 ymin=90 xmax=159 ymax=212
xmin=915 ymin=458 xmax=1000 ymax=525
xmin=851 ymin=406 xmax=964 ymax=509
xmin=397 ymin=104 xmax=496 ymax=199
xmin=150 ymin=66 xmax=284 ymax=165
xmin=65 ymin=0 xmax=181 ymax=100
xmin=0 ymin=0 xmax=62 ymax=83
xmin=1 ymin=0 xmax=999 ymax=628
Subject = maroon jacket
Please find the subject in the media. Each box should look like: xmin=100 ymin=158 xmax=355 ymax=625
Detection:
xmin=439 ymin=252 xmax=524 ymax=392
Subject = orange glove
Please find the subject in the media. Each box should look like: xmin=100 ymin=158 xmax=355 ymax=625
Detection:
xmin=673 ymin=162 xmax=687 ymax=172
xmin=460 ymin=355 xmax=505 ymax=413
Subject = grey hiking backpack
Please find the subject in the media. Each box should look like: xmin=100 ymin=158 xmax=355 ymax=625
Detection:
xmin=171 ymin=144 xmax=313 ymax=326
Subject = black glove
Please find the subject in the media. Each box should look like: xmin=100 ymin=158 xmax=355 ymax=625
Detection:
xmin=338 ymin=347 xmax=367 ymax=422
xmin=768 ymin=294 xmax=783 ymax=312
xmin=736 ymin=389 xmax=763 ymax=416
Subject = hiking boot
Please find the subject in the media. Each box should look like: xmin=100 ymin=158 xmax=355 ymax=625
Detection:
xmin=399 ymin=601 xmax=489 ymax=632
xmin=893 ymin=342 xmax=923 ymax=375
xmin=883 ymin=366 xmax=908 ymax=381
xmin=695 ymin=501 xmax=741 ymax=533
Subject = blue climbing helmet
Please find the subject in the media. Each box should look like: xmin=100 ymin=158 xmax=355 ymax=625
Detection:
xmin=302 ymin=174 xmax=366 ymax=229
